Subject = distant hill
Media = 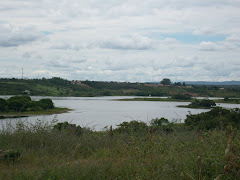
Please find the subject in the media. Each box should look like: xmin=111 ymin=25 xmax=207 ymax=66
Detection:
xmin=146 ymin=81 xmax=240 ymax=86
xmin=1 ymin=78 xmax=240 ymax=97
xmin=184 ymin=81 xmax=240 ymax=86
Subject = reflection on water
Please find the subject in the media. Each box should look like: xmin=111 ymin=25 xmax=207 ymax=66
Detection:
xmin=1 ymin=96 xmax=240 ymax=131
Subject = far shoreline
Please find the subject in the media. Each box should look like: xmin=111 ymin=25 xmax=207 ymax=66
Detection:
xmin=117 ymin=97 xmax=240 ymax=104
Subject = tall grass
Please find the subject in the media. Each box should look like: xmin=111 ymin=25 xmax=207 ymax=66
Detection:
xmin=0 ymin=119 xmax=239 ymax=179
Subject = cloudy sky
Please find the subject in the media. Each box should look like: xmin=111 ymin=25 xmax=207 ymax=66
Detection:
xmin=0 ymin=0 xmax=240 ymax=82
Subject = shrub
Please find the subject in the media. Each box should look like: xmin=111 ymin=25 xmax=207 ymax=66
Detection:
xmin=7 ymin=95 xmax=31 ymax=112
xmin=171 ymin=94 xmax=192 ymax=100
xmin=27 ymin=101 xmax=42 ymax=111
xmin=224 ymin=97 xmax=239 ymax=103
xmin=150 ymin=118 xmax=174 ymax=133
xmin=224 ymin=97 xmax=231 ymax=101
xmin=38 ymin=98 xmax=54 ymax=110
xmin=150 ymin=117 xmax=169 ymax=126
xmin=0 ymin=149 xmax=20 ymax=162
xmin=189 ymin=99 xmax=216 ymax=108
xmin=115 ymin=120 xmax=148 ymax=133
xmin=0 ymin=98 xmax=8 ymax=112
xmin=53 ymin=122 xmax=82 ymax=135
xmin=2 ymin=96 xmax=55 ymax=112
xmin=185 ymin=107 xmax=240 ymax=130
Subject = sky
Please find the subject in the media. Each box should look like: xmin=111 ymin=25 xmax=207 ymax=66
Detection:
xmin=0 ymin=0 xmax=240 ymax=82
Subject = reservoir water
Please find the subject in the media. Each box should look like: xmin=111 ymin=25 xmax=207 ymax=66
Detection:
xmin=1 ymin=96 xmax=240 ymax=131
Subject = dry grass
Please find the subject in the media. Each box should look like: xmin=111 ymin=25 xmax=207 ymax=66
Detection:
xmin=0 ymin=120 xmax=239 ymax=179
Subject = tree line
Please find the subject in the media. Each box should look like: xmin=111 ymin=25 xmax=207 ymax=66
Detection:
xmin=0 ymin=95 xmax=54 ymax=113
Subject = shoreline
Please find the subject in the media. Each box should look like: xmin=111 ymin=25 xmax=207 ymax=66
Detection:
xmin=0 ymin=107 xmax=72 ymax=119
xmin=117 ymin=97 xmax=240 ymax=104
xmin=117 ymin=97 xmax=192 ymax=102
xmin=177 ymin=105 xmax=212 ymax=109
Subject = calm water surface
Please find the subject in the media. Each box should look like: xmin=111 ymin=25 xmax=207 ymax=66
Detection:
xmin=1 ymin=96 xmax=240 ymax=131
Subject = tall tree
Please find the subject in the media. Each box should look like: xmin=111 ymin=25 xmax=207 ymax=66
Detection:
xmin=160 ymin=78 xmax=171 ymax=85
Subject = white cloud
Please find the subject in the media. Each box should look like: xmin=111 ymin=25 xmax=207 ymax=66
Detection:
xmin=0 ymin=0 xmax=240 ymax=81
xmin=99 ymin=34 xmax=156 ymax=50
xmin=199 ymin=41 xmax=220 ymax=51
xmin=226 ymin=34 xmax=240 ymax=44
xmin=199 ymin=40 xmax=239 ymax=51
xmin=193 ymin=28 xmax=216 ymax=35
xmin=0 ymin=24 xmax=44 ymax=47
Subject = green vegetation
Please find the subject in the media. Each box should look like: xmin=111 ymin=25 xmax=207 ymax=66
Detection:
xmin=5 ymin=95 xmax=31 ymax=112
xmin=120 ymin=97 xmax=240 ymax=106
xmin=1 ymin=78 xmax=239 ymax=178
xmin=120 ymin=95 xmax=192 ymax=102
xmin=119 ymin=95 xmax=194 ymax=102
xmin=118 ymin=97 xmax=193 ymax=102
xmin=0 ymin=95 xmax=54 ymax=113
xmin=185 ymin=107 xmax=240 ymax=130
xmin=214 ymin=97 xmax=240 ymax=104
xmin=1 ymin=77 xmax=240 ymax=98
xmin=0 ymin=98 xmax=8 ymax=112
xmin=114 ymin=120 xmax=149 ymax=133
xmin=0 ymin=96 xmax=69 ymax=117
xmin=0 ymin=108 xmax=240 ymax=179
xmin=171 ymin=94 xmax=192 ymax=100
xmin=178 ymin=99 xmax=216 ymax=109
xmin=0 ymin=108 xmax=70 ymax=118
xmin=53 ymin=122 xmax=83 ymax=136
xmin=160 ymin=78 xmax=171 ymax=85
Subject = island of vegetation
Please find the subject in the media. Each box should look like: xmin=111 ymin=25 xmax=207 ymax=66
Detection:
xmin=0 ymin=95 xmax=70 ymax=118
xmin=0 ymin=107 xmax=240 ymax=179
xmin=119 ymin=95 xmax=240 ymax=106
xmin=178 ymin=99 xmax=217 ymax=109
xmin=119 ymin=94 xmax=193 ymax=102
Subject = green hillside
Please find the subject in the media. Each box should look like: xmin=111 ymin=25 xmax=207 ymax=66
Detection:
xmin=0 ymin=77 xmax=240 ymax=98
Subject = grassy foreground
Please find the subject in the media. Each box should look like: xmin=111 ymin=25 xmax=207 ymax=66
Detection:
xmin=0 ymin=120 xmax=239 ymax=179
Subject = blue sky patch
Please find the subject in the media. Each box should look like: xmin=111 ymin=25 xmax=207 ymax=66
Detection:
xmin=42 ymin=31 xmax=53 ymax=35
xmin=148 ymin=32 xmax=226 ymax=44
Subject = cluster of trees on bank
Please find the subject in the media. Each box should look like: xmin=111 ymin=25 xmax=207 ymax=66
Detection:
xmin=177 ymin=99 xmax=217 ymax=109
xmin=185 ymin=107 xmax=240 ymax=130
xmin=0 ymin=96 xmax=54 ymax=112
xmin=113 ymin=107 xmax=240 ymax=133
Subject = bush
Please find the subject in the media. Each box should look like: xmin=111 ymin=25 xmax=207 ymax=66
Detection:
xmin=27 ymin=101 xmax=42 ymax=111
xmin=150 ymin=118 xmax=174 ymax=133
xmin=224 ymin=97 xmax=239 ymax=103
xmin=1 ymin=96 xmax=55 ymax=112
xmin=38 ymin=98 xmax=54 ymax=110
xmin=53 ymin=122 xmax=82 ymax=135
xmin=7 ymin=95 xmax=31 ymax=112
xmin=0 ymin=149 xmax=21 ymax=162
xmin=185 ymin=107 xmax=240 ymax=130
xmin=189 ymin=99 xmax=216 ymax=108
xmin=0 ymin=98 xmax=8 ymax=112
xmin=150 ymin=117 xmax=169 ymax=126
xmin=115 ymin=120 xmax=148 ymax=133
